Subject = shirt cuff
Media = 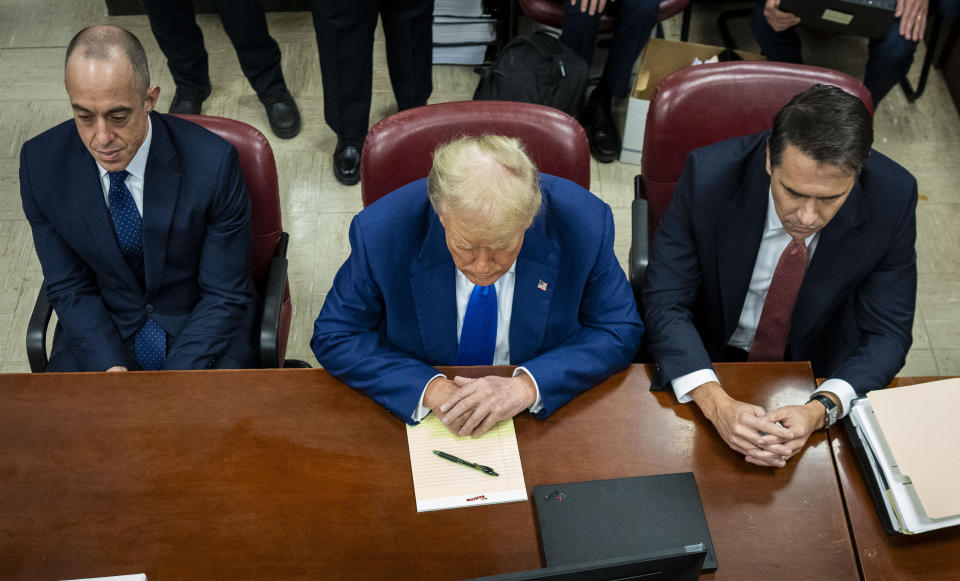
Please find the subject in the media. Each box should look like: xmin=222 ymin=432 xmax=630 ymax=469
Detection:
xmin=671 ymin=369 xmax=720 ymax=403
xmin=514 ymin=366 xmax=543 ymax=414
xmin=815 ymin=378 xmax=857 ymax=419
xmin=412 ymin=373 xmax=447 ymax=422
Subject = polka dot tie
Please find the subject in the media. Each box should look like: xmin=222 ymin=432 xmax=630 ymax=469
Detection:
xmin=108 ymin=171 xmax=144 ymax=286
xmin=135 ymin=319 xmax=166 ymax=371
xmin=108 ymin=171 xmax=166 ymax=370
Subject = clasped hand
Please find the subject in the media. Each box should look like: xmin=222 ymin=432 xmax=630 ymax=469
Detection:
xmin=694 ymin=382 xmax=821 ymax=468
xmin=425 ymin=374 xmax=536 ymax=437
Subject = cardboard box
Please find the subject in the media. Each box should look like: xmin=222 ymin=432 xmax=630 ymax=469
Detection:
xmin=620 ymin=39 xmax=765 ymax=166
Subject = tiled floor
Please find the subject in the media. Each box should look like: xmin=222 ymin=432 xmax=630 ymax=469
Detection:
xmin=0 ymin=1 xmax=956 ymax=377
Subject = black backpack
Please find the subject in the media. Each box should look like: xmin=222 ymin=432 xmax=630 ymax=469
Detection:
xmin=473 ymin=31 xmax=589 ymax=116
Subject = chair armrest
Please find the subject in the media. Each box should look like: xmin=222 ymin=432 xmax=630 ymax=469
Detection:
xmin=629 ymin=176 xmax=649 ymax=297
xmin=27 ymin=280 xmax=52 ymax=373
xmin=260 ymin=232 xmax=289 ymax=369
xmin=283 ymin=358 xmax=312 ymax=368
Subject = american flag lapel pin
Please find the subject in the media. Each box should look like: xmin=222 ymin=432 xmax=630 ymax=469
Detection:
xmin=537 ymin=280 xmax=548 ymax=291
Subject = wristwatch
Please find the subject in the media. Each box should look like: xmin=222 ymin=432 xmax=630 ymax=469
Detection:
xmin=807 ymin=393 xmax=839 ymax=429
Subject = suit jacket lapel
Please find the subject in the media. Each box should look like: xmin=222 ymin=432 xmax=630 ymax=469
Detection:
xmin=410 ymin=210 xmax=458 ymax=364
xmin=510 ymin=212 xmax=559 ymax=364
xmin=717 ymin=151 xmax=769 ymax=339
xmin=141 ymin=113 xmax=180 ymax=294
xmin=791 ymin=181 xmax=869 ymax=344
xmin=70 ymin=133 xmax=142 ymax=292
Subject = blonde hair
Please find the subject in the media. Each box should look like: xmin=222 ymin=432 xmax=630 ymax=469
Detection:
xmin=427 ymin=135 xmax=542 ymax=240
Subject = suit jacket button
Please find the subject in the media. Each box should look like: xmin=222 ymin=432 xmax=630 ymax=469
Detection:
xmin=145 ymin=304 xmax=154 ymax=313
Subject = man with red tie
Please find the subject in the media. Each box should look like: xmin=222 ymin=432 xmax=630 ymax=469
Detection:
xmin=641 ymin=85 xmax=917 ymax=467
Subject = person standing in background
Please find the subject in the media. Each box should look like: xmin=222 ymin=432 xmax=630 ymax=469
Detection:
xmin=561 ymin=0 xmax=662 ymax=162
xmin=309 ymin=0 xmax=434 ymax=186
xmin=143 ymin=0 xmax=302 ymax=139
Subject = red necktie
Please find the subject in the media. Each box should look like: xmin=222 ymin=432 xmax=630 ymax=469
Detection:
xmin=749 ymin=238 xmax=808 ymax=362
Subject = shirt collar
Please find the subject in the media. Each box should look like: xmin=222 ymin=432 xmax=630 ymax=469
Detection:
xmin=765 ymin=188 xmax=783 ymax=233
xmin=96 ymin=114 xmax=152 ymax=180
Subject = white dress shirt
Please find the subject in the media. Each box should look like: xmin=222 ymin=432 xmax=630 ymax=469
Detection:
xmin=97 ymin=116 xmax=152 ymax=216
xmin=412 ymin=260 xmax=544 ymax=421
xmin=671 ymin=189 xmax=857 ymax=417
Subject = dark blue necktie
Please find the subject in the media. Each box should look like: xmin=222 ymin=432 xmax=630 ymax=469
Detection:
xmin=108 ymin=170 xmax=166 ymax=371
xmin=457 ymin=283 xmax=497 ymax=365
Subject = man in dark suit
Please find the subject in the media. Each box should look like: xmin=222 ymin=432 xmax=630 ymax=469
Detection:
xmin=312 ymin=135 xmax=644 ymax=436
xmin=308 ymin=0 xmax=434 ymax=186
xmin=642 ymin=85 xmax=917 ymax=467
xmin=19 ymin=25 xmax=258 ymax=372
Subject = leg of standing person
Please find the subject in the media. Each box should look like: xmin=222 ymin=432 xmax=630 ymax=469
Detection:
xmin=142 ymin=0 xmax=212 ymax=114
xmin=309 ymin=0 xmax=379 ymax=186
xmin=864 ymin=20 xmax=919 ymax=103
xmin=561 ymin=0 xmax=600 ymax=67
xmin=215 ymin=0 xmax=301 ymax=138
xmin=750 ymin=0 xmax=804 ymax=64
xmin=380 ymin=0 xmax=434 ymax=113
xmin=564 ymin=0 xmax=659 ymax=163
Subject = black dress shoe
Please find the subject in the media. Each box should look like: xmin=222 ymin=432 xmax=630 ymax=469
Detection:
xmin=262 ymin=90 xmax=301 ymax=139
xmin=333 ymin=139 xmax=363 ymax=186
xmin=169 ymin=84 xmax=211 ymax=115
xmin=582 ymin=89 xmax=621 ymax=164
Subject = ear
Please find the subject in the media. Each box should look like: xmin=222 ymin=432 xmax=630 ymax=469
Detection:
xmin=765 ymin=145 xmax=772 ymax=176
xmin=144 ymin=85 xmax=161 ymax=115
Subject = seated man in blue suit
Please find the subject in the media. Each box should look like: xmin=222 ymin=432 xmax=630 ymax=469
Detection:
xmin=312 ymin=135 xmax=644 ymax=436
xmin=642 ymin=85 xmax=916 ymax=467
xmin=20 ymin=25 xmax=258 ymax=372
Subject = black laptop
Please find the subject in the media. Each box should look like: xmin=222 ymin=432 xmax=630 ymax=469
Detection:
xmin=779 ymin=0 xmax=897 ymax=38
xmin=532 ymin=473 xmax=718 ymax=573
xmin=463 ymin=545 xmax=706 ymax=581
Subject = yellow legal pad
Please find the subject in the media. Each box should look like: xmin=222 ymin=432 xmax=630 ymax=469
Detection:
xmin=406 ymin=415 xmax=526 ymax=512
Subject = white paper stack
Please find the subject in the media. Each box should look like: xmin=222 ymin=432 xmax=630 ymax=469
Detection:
xmin=435 ymin=0 xmax=485 ymax=17
xmin=433 ymin=16 xmax=497 ymax=44
xmin=433 ymin=45 xmax=489 ymax=65
xmin=432 ymin=0 xmax=496 ymax=66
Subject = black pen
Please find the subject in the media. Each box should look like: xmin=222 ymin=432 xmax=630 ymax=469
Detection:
xmin=432 ymin=450 xmax=499 ymax=477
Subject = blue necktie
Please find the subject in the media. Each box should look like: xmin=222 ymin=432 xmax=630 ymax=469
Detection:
xmin=108 ymin=171 xmax=166 ymax=370
xmin=457 ymin=283 xmax=497 ymax=365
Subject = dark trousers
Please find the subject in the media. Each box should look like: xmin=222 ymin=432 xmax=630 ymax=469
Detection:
xmin=750 ymin=0 xmax=917 ymax=103
xmin=309 ymin=0 xmax=434 ymax=140
xmin=561 ymin=0 xmax=661 ymax=98
xmin=143 ymin=0 xmax=287 ymax=101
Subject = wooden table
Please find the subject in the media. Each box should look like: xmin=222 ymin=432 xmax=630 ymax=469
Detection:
xmin=829 ymin=376 xmax=960 ymax=580
xmin=0 ymin=363 xmax=857 ymax=580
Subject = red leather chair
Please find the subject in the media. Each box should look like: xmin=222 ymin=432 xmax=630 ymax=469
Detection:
xmin=630 ymin=61 xmax=874 ymax=293
xmin=26 ymin=114 xmax=307 ymax=371
xmin=517 ymin=0 xmax=692 ymax=42
xmin=360 ymin=100 xmax=590 ymax=207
